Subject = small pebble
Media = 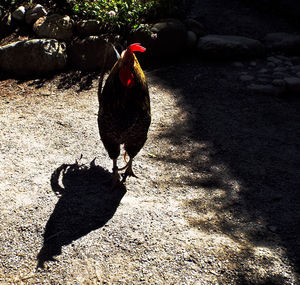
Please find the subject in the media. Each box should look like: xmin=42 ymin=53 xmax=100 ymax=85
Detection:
xmin=276 ymin=55 xmax=289 ymax=61
xmin=247 ymin=84 xmax=283 ymax=95
xmin=284 ymin=61 xmax=293 ymax=67
xmin=267 ymin=62 xmax=276 ymax=68
xmin=291 ymin=65 xmax=300 ymax=72
xmin=232 ymin=62 xmax=244 ymax=68
xmin=240 ymin=75 xmax=254 ymax=82
xmin=272 ymin=72 xmax=287 ymax=79
xmin=257 ymin=77 xmax=270 ymax=83
xmin=267 ymin=56 xmax=282 ymax=64
xmin=272 ymin=79 xmax=286 ymax=87
xmin=258 ymin=68 xmax=268 ymax=73
xmin=240 ymin=71 xmax=248 ymax=75
xmin=268 ymin=225 xmax=277 ymax=233
xmin=274 ymin=66 xmax=288 ymax=72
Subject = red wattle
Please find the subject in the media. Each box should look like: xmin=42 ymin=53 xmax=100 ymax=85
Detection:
xmin=119 ymin=68 xmax=134 ymax=88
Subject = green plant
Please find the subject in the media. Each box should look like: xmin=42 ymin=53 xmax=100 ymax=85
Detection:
xmin=69 ymin=0 xmax=182 ymax=35
xmin=71 ymin=1 xmax=149 ymax=33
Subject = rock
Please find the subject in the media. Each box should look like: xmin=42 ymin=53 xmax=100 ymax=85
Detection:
xmin=129 ymin=19 xmax=187 ymax=57
xmin=12 ymin=6 xmax=26 ymax=22
xmin=197 ymin=35 xmax=265 ymax=59
xmin=76 ymin=19 xmax=102 ymax=37
xmin=69 ymin=36 xmax=117 ymax=71
xmin=267 ymin=225 xmax=277 ymax=233
xmin=247 ymin=84 xmax=284 ymax=95
xmin=25 ymin=4 xmax=47 ymax=25
xmin=272 ymin=79 xmax=286 ymax=87
xmin=284 ymin=77 xmax=300 ymax=93
xmin=184 ymin=18 xmax=205 ymax=38
xmin=291 ymin=65 xmax=300 ymax=72
xmin=276 ymin=55 xmax=289 ymax=61
xmin=232 ymin=62 xmax=244 ymax=68
xmin=267 ymin=62 xmax=276 ymax=68
xmin=258 ymin=73 xmax=272 ymax=79
xmin=0 ymin=39 xmax=67 ymax=76
xmin=33 ymin=14 xmax=74 ymax=41
xmin=257 ymin=77 xmax=270 ymax=83
xmin=267 ymin=56 xmax=282 ymax=65
xmin=186 ymin=31 xmax=197 ymax=49
xmin=272 ymin=72 xmax=287 ymax=79
xmin=127 ymin=29 xmax=153 ymax=59
xmin=274 ymin=66 xmax=288 ymax=72
xmin=258 ymin=68 xmax=268 ymax=73
xmin=264 ymin=33 xmax=300 ymax=55
xmin=240 ymin=75 xmax=254 ymax=82
xmin=150 ymin=19 xmax=187 ymax=57
xmin=285 ymin=61 xmax=293 ymax=67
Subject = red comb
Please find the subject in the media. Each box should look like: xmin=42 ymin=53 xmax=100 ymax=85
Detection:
xmin=128 ymin=43 xmax=146 ymax=53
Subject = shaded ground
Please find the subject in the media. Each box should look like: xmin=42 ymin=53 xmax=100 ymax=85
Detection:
xmin=189 ymin=0 xmax=300 ymax=39
xmin=0 ymin=1 xmax=300 ymax=284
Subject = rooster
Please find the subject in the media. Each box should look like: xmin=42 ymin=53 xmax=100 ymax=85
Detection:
xmin=98 ymin=43 xmax=151 ymax=185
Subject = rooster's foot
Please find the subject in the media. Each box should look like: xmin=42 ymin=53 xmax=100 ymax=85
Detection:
xmin=122 ymin=162 xmax=137 ymax=182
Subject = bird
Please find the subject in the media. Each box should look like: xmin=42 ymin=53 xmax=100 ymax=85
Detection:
xmin=98 ymin=43 xmax=151 ymax=186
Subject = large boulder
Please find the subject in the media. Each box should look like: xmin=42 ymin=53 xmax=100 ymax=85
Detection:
xmin=0 ymin=39 xmax=67 ymax=76
xmin=12 ymin=6 xmax=26 ymax=22
xmin=264 ymin=33 xmax=300 ymax=55
xmin=68 ymin=36 xmax=118 ymax=71
xmin=128 ymin=19 xmax=187 ymax=57
xmin=33 ymin=14 xmax=74 ymax=41
xmin=25 ymin=4 xmax=47 ymax=25
xmin=76 ymin=19 xmax=102 ymax=37
xmin=197 ymin=35 xmax=265 ymax=59
xmin=184 ymin=18 xmax=205 ymax=38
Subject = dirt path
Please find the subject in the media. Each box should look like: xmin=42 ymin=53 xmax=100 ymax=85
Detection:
xmin=0 ymin=55 xmax=299 ymax=284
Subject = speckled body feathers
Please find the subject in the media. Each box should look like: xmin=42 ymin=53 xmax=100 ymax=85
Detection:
xmin=98 ymin=53 xmax=151 ymax=160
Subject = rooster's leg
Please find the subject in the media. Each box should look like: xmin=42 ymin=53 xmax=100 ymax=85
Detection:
xmin=122 ymin=158 xmax=137 ymax=182
xmin=111 ymin=159 xmax=121 ymax=187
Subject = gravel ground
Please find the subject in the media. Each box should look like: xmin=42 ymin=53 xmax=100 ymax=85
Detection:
xmin=0 ymin=1 xmax=300 ymax=284
xmin=0 ymin=57 xmax=299 ymax=284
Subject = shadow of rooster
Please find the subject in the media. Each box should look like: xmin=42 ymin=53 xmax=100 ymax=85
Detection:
xmin=37 ymin=160 xmax=126 ymax=268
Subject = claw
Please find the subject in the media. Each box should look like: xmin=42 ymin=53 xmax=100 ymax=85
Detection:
xmin=122 ymin=159 xmax=137 ymax=182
